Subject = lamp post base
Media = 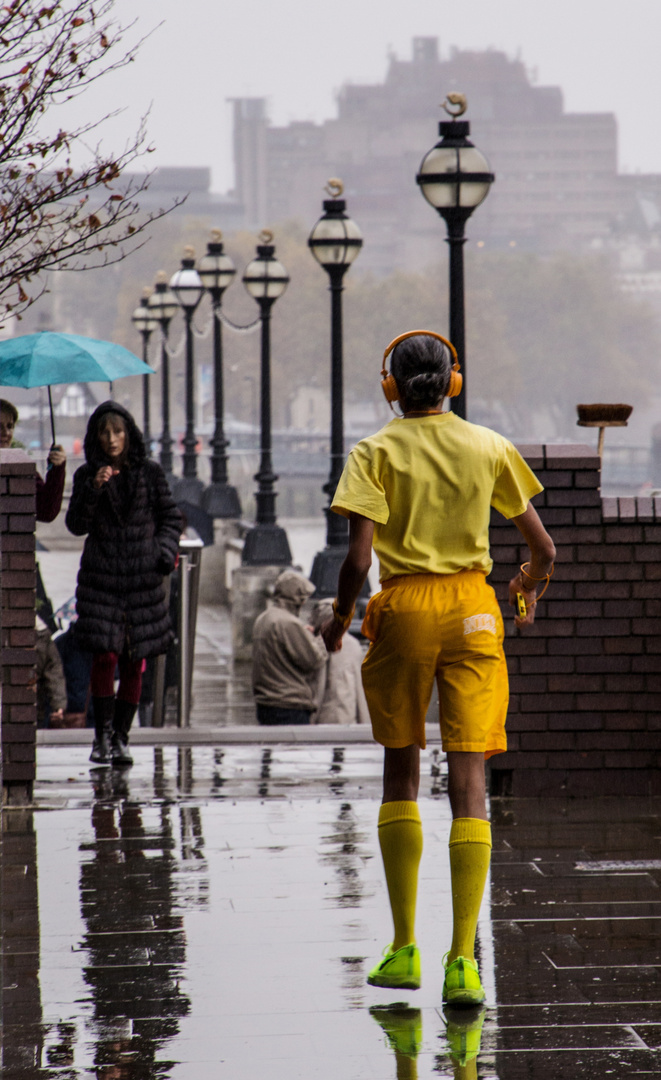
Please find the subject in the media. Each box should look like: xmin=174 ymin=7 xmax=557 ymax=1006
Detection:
xmin=309 ymin=545 xmax=371 ymax=600
xmin=163 ymin=471 xmax=177 ymax=495
xmin=202 ymin=482 xmax=242 ymax=519
xmin=171 ymin=476 xmax=205 ymax=507
xmin=241 ymin=523 xmax=292 ymax=566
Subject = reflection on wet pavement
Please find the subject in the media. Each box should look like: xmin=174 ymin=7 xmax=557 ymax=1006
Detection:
xmin=80 ymin=776 xmax=198 ymax=1078
xmin=2 ymin=746 xmax=660 ymax=1078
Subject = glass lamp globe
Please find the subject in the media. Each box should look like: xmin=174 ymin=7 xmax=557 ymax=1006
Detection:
xmin=198 ymin=230 xmax=236 ymax=294
xmin=309 ymin=204 xmax=363 ymax=269
xmin=418 ymin=142 xmax=493 ymax=210
xmin=148 ymin=273 xmax=180 ymax=322
xmin=243 ymin=245 xmax=289 ymax=301
xmin=170 ymin=248 xmax=204 ymax=311
xmin=132 ymin=297 xmax=158 ymax=334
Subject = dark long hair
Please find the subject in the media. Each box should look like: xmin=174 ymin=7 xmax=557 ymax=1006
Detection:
xmin=0 ymin=398 xmax=19 ymax=423
xmin=390 ymin=334 xmax=452 ymax=409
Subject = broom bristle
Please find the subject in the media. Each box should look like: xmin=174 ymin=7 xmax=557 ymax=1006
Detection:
xmin=576 ymin=403 xmax=633 ymax=423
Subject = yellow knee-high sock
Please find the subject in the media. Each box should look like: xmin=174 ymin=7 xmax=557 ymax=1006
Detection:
xmin=448 ymin=818 xmax=492 ymax=963
xmin=378 ymin=801 xmax=423 ymax=951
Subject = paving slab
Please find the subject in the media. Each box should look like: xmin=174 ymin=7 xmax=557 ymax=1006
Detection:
xmin=2 ymin=744 xmax=660 ymax=1079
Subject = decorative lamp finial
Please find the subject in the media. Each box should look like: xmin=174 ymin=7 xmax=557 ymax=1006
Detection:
xmin=324 ymin=178 xmax=344 ymax=198
xmin=258 ymin=228 xmax=274 ymax=244
xmin=441 ymin=92 xmax=467 ymax=117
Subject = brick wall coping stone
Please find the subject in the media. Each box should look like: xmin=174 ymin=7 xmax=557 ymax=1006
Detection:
xmin=36 ymin=726 xmax=443 ymax=746
xmin=600 ymin=495 xmax=661 ymax=523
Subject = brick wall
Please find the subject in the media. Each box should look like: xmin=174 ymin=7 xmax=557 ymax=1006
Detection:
xmin=488 ymin=443 xmax=661 ymax=798
xmin=1 ymin=450 xmax=37 ymax=802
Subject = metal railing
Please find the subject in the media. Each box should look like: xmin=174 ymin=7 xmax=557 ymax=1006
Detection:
xmin=177 ymin=538 xmax=204 ymax=727
xmin=151 ymin=537 xmax=203 ymax=728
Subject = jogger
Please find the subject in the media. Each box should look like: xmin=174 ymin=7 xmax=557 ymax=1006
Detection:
xmin=321 ymin=330 xmax=555 ymax=1005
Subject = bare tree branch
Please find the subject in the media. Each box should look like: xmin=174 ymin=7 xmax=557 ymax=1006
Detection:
xmin=0 ymin=0 xmax=179 ymax=316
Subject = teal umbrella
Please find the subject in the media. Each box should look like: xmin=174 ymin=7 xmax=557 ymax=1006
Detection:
xmin=0 ymin=331 xmax=155 ymax=443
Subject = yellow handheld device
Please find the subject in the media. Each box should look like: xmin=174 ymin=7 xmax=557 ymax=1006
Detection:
xmin=516 ymin=593 xmax=527 ymax=618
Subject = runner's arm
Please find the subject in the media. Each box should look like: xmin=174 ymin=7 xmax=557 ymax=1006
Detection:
xmin=509 ymin=503 xmax=556 ymax=627
xmin=321 ymin=513 xmax=374 ymax=652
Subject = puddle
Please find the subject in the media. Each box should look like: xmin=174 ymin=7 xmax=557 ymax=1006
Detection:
xmin=2 ymin=747 xmax=660 ymax=1078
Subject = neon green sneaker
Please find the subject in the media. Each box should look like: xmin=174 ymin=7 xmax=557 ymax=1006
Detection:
xmin=443 ymin=1004 xmax=486 ymax=1065
xmin=370 ymin=1003 xmax=423 ymax=1058
xmin=442 ymin=955 xmax=485 ymax=1006
xmin=367 ymin=943 xmax=421 ymax=990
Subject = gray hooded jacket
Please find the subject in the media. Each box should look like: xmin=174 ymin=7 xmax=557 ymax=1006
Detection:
xmin=252 ymin=572 xmax=328 ymax=710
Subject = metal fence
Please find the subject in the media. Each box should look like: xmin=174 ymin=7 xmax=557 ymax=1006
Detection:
xmin=30 ymin=437 xmax=657 ymax=517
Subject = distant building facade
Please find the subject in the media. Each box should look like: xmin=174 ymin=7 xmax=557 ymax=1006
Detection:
xmin=118 ymin=165 xmax=245 ymax=230
xmin=229 ymin=39 xmax=657 ymax=272
xmin=120 ymin=41 xmax=661 ymax=281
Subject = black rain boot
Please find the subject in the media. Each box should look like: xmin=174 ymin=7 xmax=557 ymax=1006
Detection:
xmin=111 ymin=698 xmax=137 ymax=767
xmin=90 ymin=696 xmax=115 ymax=765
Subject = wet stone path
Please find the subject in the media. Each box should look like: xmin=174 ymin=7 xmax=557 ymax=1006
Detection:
xmin=2 ymin=744 xmax=660 ymax=1078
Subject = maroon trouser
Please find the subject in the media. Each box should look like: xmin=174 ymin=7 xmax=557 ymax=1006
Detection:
xmin=90 ymin=652 xmax=142 ymax=705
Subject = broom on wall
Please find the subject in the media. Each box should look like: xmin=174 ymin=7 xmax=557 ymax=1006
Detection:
xmin=576 ymin=404 xmax=633 ymax=458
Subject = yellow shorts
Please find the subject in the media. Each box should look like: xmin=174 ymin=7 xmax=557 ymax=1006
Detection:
xmin=361 ymin=570 xmax=508 ymax=757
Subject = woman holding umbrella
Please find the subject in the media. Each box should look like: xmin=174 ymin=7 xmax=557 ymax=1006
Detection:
xmin=66 ymin=402 xmax=182 ymax=766
xmin=0 ymin=398 xmax=66 ymax=521
xmin=2 ymin=397 xmax=68 ymax=644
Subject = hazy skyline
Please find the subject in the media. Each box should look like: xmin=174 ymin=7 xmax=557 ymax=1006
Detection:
xmin=61 ymin=0 xmax=661 ymax=193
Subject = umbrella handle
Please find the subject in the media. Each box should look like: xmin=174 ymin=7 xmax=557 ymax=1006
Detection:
xmin=48 ymin=385 xmax=56 ymax=448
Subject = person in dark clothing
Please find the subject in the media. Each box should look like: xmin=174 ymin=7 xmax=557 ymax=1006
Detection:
xmin=0 ymin=397 xmax=66 ymax=519
xmin=55 ymin=624 xmax=94 ymax=725
xmin=66 ymin=402 xmax=182 ymax=767
xmin=1 ymin=398 xmax=67 ymax=726
xmin=35 ymin=624 xmax=68 ymax=726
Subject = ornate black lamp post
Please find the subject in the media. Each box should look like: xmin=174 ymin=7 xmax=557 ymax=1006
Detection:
xmin=148 ymin=272 xmax=179 ymax=480
xmin=307 ymin=179 xmax=363 ymax=596
xmin=241 ymin=232 xmax=292 ymax=566
xmin=198 ymin=229 xmax=241 ymax=518
xmin=416 ymin=95 xmax=494 ymax=420
xmin=170 ymin=247 xmax=205 ymax=505
xmin=131 ymin=287 xmax=157 ymax=455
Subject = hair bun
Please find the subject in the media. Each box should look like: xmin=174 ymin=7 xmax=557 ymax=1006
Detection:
xmin=404 ymin=371 xmax=445 ymax=406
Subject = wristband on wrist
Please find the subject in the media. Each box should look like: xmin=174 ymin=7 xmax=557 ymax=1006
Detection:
xmin=520 ymin=561 xmax=554 ymax=601
xmin=332 ymin=599 xmax=354 ymax=631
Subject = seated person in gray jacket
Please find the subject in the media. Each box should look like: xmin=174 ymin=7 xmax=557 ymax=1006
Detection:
xmin=310 ymin=598 xmax=369 ymax=725
xmin=252 ymin=571 xmax=328 ymax=725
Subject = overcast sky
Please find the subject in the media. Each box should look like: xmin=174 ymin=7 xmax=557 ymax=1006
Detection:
xmin=68 ymin=0 xmax=661 ymax=192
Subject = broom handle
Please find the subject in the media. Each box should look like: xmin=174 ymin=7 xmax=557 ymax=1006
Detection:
xmin=597 ymin=426 xmax=605 ymax=459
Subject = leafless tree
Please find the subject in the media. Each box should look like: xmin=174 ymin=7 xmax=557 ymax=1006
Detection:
xmin=0 ymin=0 xmax=183 ymax=316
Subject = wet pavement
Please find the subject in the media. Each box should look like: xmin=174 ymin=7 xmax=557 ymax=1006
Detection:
xmin=186 ymin=606 xmax=255 ymax=727
xmin=3 ymin=743 xmax=661 ymax=1078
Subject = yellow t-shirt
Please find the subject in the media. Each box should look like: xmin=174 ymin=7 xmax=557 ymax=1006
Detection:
xmin=331 ymin=412 xmax=543 ymax=581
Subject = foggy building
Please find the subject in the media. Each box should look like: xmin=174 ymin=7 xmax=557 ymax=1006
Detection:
xmin=613 ymin=174 xmax=661 ymax=320
xmin=121 ymin=39 xmax=661 ymax=284
xmin=118 ymin=165 xmax=244 ymax=229
xmin=231 ymin=38 xmax=623 ymax=271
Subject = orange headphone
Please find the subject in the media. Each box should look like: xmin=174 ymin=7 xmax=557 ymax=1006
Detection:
xmin=381 ymin=330 xmax=462 ymax=407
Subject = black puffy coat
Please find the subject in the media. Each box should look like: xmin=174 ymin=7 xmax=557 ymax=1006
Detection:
xmin=66 ymin=402 xmax=183 ymax=659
